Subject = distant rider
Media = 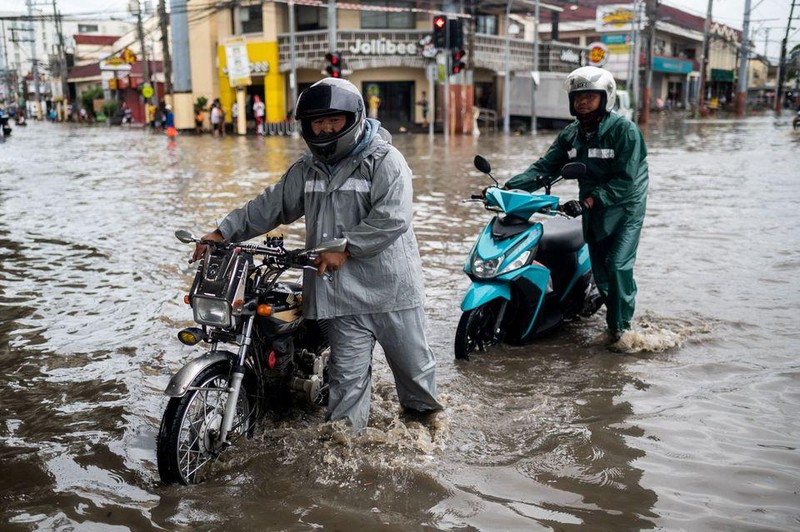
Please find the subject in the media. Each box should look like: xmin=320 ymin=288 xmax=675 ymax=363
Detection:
xmin=504 ymin=66 xmax=649 ymax=344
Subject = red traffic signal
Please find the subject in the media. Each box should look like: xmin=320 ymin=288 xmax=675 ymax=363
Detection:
xmin=451 ymin=49 xmax=466 ymax=74
xmin=433 ymin=15 xmax=447 ymax=48
xmin=325 ymin=51 xmax=342 ymax=78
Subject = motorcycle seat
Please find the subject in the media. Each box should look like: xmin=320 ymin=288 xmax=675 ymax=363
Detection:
xmin=539 ymin=216 xmax=585 ymax=252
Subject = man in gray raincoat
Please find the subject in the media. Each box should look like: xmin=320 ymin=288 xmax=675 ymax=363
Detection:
xmin=505 ymin=66 xmax=649 ymax=343
xmin=193 ymin=78 xmax=443 ymax=433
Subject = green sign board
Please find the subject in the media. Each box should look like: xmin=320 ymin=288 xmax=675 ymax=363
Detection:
xmin=711 ymin=69 xmax=735 ymax=82
xmin=652 ymin=56 xmax=693 ymax=74
xmin=142 ymin=83 xmax=154 ymax=98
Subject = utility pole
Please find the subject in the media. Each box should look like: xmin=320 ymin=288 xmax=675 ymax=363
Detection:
xmin=530 ymin=0 xmax=539 ymax=136
xmin=327 ymin=0 xmax=336 ymax=54
xmin=735 ymin=0 xmax=751 ymax=117
xmin=639 ymin=0 xmax=657 ymax=126
xmin=632 ymin=0 xmax=642 ymax=121
xmin=158 ymin=0 xmax=173 ymax=99
xmin=775 ymin=0 xmax=797 ymax=116
xmin=52 ymin=0 xmax=69 ymax=120
xmin=0 ymin=21 xmax=12 ymax=102
xmin=133 ymin=0 xmax=151 ymax=106
xmin=25 ymin=0 xmax=41 ymax=119
xmin=696 ymin=0 xmax=713 ymax=115
xmin=503 ymin=0 xmax=512 ymax=135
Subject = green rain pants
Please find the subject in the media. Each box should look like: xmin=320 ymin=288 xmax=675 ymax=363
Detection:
xmin=587 ymin=206 xmax=646 ymax=334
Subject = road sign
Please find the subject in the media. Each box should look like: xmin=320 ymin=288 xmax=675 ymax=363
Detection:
xmin=587 ymin=42 xmax=609 ymax=67
xmin=142 ymin=84 xmax=154 ymax=98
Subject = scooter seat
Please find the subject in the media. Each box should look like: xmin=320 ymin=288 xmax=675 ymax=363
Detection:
xmin=539 ymin=216 xmax=585 ymax=252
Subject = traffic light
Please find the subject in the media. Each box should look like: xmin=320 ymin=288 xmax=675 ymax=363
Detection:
xmin=448 ymin=18 xmax=464 ymax=50
xmin=325 ymin=51 xmax=342 ymax=78
xmin=432 ymin=15 xmax=447 ymax=48
xmin=451 ymin=49 xmax=466 ymax=75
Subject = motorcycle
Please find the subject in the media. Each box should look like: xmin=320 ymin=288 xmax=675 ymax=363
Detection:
xmin=454 ymin=155 xmax=602 ymax=360
xmin=156 ymin=230 xmax=346 ymax=484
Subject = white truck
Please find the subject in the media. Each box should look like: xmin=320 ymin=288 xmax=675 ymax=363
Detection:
xmin=510 ymin=72 xmax=632 ymax=130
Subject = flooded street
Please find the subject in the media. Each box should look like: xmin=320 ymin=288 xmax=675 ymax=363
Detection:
xmin=2 ymin=116 xmax=799 ymax=530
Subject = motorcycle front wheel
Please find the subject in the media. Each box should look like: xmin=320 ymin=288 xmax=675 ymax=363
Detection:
xmin=156 ymin=361 xmax=253 ymax=485
xmin=454 ymin=302 xmax=500 ymax=361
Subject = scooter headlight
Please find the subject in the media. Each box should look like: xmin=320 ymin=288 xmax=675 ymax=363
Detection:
xmin=472 ymin=256 xmax=501 ymax=279
xmin=499 ymin=250 xmax=531 ymax=274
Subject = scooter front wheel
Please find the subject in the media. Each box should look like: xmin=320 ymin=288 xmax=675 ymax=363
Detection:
xmin=454 ymin=303 xmax=499 ymax=360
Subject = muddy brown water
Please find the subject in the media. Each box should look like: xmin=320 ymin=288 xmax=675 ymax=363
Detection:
xmin=1 ymin=116 xmax=799 ymax=530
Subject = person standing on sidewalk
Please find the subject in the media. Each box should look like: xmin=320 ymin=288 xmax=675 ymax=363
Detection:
xmin=253 ymin=95 xmax=265 ymax=135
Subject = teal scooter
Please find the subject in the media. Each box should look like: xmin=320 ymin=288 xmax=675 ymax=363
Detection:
xmin=455 ymin=155 xmax=602 ymax=360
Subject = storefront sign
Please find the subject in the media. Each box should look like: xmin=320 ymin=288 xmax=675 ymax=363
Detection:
xmin=225 ymin=37 xmax=252 ymax=87
xmin=559 ymin=49 xmax=582 ymax=64
xmin=222 ymin=61 xmax=269 ymax=76
xmin=711 ymin=68 xmax=734 ymax=82
xmin=100 ymin=57 xmax=132 ymax=71
xmin=587 ymin=42 xmax=609 ymax=67
xmin=349 ymin=38 xmax=418 ymax=56
xmin=607 ymin=44 xmax=630 ymax=55
xmin=653 ymin=56 xmax=693 ymax=74
xmin=602 ymin=34 xmax=630 ymax=45
xmin=596 ymin=4 xmax=636 ymax=33
xmin=120 ymin=48 xmax=137 ymax=64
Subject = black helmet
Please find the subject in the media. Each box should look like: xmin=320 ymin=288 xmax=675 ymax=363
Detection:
xmin=295 ymin=78 xmax=365 ymax=164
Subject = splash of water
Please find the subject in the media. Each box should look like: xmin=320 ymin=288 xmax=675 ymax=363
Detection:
xmin=592 ymin=310 xmax=715 ymax=354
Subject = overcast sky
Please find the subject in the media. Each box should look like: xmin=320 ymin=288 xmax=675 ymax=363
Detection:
xmin=2 ymin=0 xmax=795 ymax=59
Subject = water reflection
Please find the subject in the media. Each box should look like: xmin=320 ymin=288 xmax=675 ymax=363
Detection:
xmin=1 ymin=117 xmax=799 ymax=529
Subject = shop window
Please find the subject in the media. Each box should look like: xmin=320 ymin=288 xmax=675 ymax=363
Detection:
xmin=476 ymin=15 xmax=498 ymax=35
xmin=239 ymin=5 xmax=263 ymax=35
xmin=297 ymin=6 xmax=328 ymax=31
xmin=361 ymin=2 xmax=414 ymax=29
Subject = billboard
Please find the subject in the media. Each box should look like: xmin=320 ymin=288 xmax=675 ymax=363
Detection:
xmin=596 ymin=4 xmax=637 ymax=33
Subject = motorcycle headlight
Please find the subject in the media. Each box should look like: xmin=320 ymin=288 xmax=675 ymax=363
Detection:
xmin=499 ymin=250 xmax=531 ymax=274
xmin=472 ymin=256 xmax=501 ymax=279
xmin=192 ymin=296 xmax=232 ymax=328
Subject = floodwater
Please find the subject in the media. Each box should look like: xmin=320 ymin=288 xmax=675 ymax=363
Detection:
xmin=1 ymin=115 xmax=799 ymax=530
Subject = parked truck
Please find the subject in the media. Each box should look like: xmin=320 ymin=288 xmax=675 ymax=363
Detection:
xmin=510 ymin=71 xmax=632 ymax=130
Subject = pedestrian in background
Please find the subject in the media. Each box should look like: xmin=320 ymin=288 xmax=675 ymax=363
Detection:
xmin=195 ymin=105 xmax=206 ymax=134
xmin=416 ymin=91 xmax=429 ymax=127
xmin=253 ymin=95 xmax=265 ymax=135
xmin=210 ymin=101 xmax=221 ymax=136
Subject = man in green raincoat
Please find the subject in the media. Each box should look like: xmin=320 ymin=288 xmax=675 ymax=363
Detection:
xmin=504 ymin=66 xmax=649 ymax=342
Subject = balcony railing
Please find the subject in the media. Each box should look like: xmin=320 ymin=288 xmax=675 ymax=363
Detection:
xmin=277 ymin=30 xmax=587 ymax=74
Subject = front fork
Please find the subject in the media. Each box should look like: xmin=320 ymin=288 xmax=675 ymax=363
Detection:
xmin=217 ymin=314 xmax=255 ymax=447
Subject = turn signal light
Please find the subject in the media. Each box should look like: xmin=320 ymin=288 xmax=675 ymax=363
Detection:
xmin=268 ymin=350 xmax=277 ymax=369
xmin=177 ymin=327 xmax=205 ymax=346
xmin=257 ymin=304 xmax=273 ymax=317
xmin=183 ymin=294 xmax=191 ymax=304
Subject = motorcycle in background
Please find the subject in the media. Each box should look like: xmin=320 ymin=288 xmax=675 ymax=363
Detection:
xmin=156 ymin=231 xmax=345 ymax=484
xmin=455 ymin=155 xmax=602 ymax=360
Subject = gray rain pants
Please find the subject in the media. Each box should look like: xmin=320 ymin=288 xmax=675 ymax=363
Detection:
xmin=325 ymin=306 xmax=443 ymax=433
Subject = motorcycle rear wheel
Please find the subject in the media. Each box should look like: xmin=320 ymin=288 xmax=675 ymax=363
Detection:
xmin=156 ymin=362 xmax=253 ymax=485
xmin=454 ymin=303 xmax=499 ymax=360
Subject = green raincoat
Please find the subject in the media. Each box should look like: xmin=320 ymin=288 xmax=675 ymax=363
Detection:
xmin=505 ymin=112 xmax=649 ymax=334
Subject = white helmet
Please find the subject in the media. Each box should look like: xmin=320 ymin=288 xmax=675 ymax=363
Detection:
xmin=564 ymin=66 xmax=616 ymax=116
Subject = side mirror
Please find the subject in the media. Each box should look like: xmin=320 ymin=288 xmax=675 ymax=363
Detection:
xmin=561 ymin=162 xmax=587 ymax=180
xmin=312 ymin=238 xmax=348 ymax=254
xmin=474 ymin=155 xmax=492 ymax=174
xmin=175 ymin=229 xmax=196 ymax=243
